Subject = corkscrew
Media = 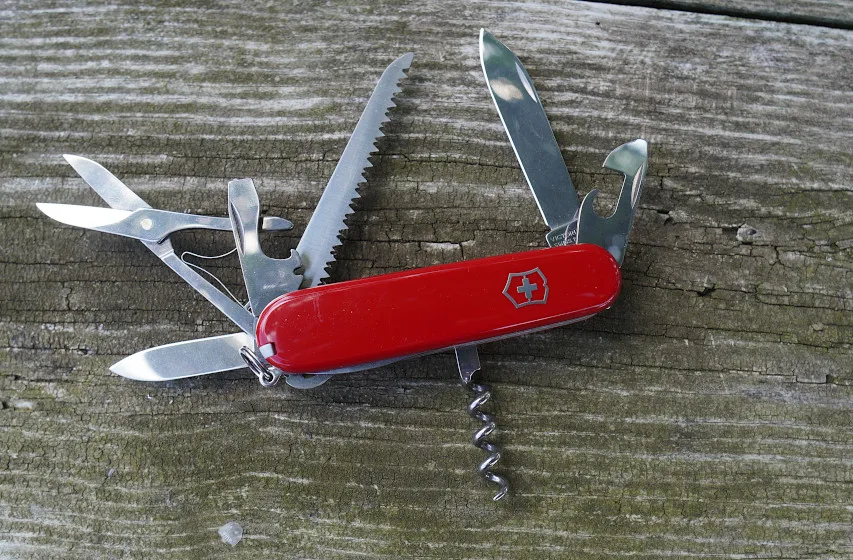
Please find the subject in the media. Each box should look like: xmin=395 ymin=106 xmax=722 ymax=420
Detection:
xmin=456 ymin=346 xmax=509 ymax=501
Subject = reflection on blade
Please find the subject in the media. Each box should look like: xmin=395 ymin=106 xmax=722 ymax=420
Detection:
xmin=110 ymin=333 xmax=255 ymax=381
xmin=37 ymin=203 xmax=129 ymax=229
xmin=480 ymin=29 xmax=579 ymax=247
xmin=296 ymin=52 xmax=413 ymax=287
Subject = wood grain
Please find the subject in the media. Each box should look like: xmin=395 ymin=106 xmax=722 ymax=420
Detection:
xmin=1 ymin=0 xmax=851 ymax=558
xmin=601 ymin=0 xmax=852 ymax=27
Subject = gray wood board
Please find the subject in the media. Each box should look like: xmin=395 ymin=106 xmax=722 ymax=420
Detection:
xmin=1 ymin=1 xmax=851 ymax=558
xmin=599 ymin=0 xmax=852 ymax=27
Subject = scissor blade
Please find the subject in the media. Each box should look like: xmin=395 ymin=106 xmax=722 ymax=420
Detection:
xmin=110 ymin=333 xmax=255 ymax=381
xmin=480 ymin=29 xmax=579 ymax=246
xmin=61 ymin=155 xmax=257 ymax=334
xmin=63 ymin=154 xmax=150 ymax=211
xmin=296 ymin=52 xmax=413 ymax=287
xmin=37 ymin=203 xmax=293 ymax=243
xmin=37 ymin=203 xmax=130 ymax=229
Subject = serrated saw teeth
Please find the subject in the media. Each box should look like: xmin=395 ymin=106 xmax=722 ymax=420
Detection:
xmin=295 ymin=53 xmax=412 ymax=288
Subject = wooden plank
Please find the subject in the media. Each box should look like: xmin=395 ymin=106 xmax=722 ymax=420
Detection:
xmin=1 ymin=0 xmax=851 ymax=558
xmin=596 ymin=0 xmax=853 ymax=28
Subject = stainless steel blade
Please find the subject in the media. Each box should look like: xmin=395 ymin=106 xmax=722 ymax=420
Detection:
xmin=296 ymin=52 xmax=413 ymax=287
xmin=63 ymin=154 xmax=150 ymax=211
xmin=110 ymin=332 xmax=255 ymax=381
xmin=577 ymin=139 xmax=648 ymax=265
xmin=37 ymin=203 xmax=130 ymax=229
xmin=111 ymin=332 xmax=335 ymax=388
xmin=36 ymin=203 xmax=292 ymax=243
xmin=479 ymin=29 xmax=579 ymax=247
xmin=228 ymin=178 xmax=302 ymax=313
xmin=454 ymin=345 xmax=481 ymax=384
xmin=62 ymin=155 xmax=256 ymax=334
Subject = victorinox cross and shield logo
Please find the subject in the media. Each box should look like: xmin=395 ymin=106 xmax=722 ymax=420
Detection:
xmin=503 ymin=268 xmax=549 ymax=308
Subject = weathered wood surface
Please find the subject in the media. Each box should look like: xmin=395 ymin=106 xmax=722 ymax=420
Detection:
xmin=1 ymin=0 xmax=851 ymax=558
xmin=618 ymin=0 xmax=852 ymax=27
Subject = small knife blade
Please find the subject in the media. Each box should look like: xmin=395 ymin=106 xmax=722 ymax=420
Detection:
xmin=479 ymin=29 xmax=579 ymax=247
xmin=111 ymin=332 xmax=336 ymax=387
xmin=36 ymin=203 xmax=292 ymax=243
xmin=110 ymin=332 xmax=255 ymax=381
xmin=296 ymin=52 xmax=413 ymax=287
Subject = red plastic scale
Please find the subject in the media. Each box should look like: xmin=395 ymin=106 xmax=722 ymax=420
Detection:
xmin=256 ymin=244 xmax=621 ymax=374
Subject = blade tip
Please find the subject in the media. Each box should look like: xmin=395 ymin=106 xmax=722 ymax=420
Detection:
xmin=479 ymin=29 xmax=496 ymax=58
xmin=34 ymin=202 xmax=59 ymax=219
xmin=62 ymin=153 xmax=98 ymax=171
xmin=110 ymin=358 xmax=157 ymax=381
xmin=392 ymin=52 xmax=414 ymax=71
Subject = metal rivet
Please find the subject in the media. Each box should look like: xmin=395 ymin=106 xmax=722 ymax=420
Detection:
xmin=259 ymin=343 xmax=275 ymax=358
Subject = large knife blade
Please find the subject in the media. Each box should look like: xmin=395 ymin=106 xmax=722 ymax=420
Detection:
xmin=296 ymin=52 xmax=413 ymax=287
xmin=61 ymin=155 xmax=257 ymax=335
xmin=479 ymin=29 xmax=579 ymax=247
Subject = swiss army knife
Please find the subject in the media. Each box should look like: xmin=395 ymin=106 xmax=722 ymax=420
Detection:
xmin=38 ymin=31 xmax=648 ymax=501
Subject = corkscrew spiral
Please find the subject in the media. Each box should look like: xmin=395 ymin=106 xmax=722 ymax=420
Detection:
xmin=462 ymin=375 xmax=509 ymax=501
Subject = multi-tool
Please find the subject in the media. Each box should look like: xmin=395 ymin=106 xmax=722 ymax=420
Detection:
xmin=38 ymin=30 xmax=648 ymax=501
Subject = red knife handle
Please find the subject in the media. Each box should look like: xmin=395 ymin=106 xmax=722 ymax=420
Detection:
xmin=256 ymin=244 xmax=621 ymax=374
